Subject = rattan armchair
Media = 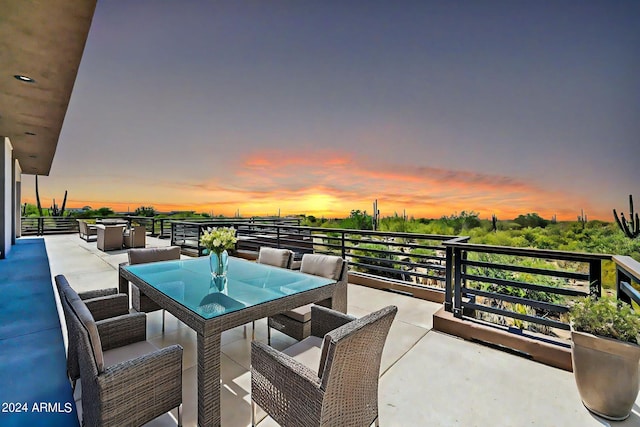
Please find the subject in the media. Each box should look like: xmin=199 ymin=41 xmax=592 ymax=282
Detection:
xmin=54 ymin=275 xmax=131 ymax=390
xmin=77 ymin=220 xmax=97 ymax=242
xmin=252 ymin=305 xmax=397 ymax=427
xmin=96 ymin=224 xmax=126 ymax=251
xmin=123 ymin=225 xmax=146 ymax=248
xmin=267 ymin=253 xmax=348 ymax=344
xmin=60 ymin=275 xmax=183 ymax=426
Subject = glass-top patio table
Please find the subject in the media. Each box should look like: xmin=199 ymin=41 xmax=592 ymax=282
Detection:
xmin=119 ymin=256 xmax=337 ymax=427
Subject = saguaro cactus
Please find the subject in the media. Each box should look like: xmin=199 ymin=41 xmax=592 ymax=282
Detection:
xmin=613 ymin=195 xmax=640 ymax=239
xmin=49 ymin=191 xmax=68 ymax=216
xmin=35 ymin=175 xmax=68 ymax=216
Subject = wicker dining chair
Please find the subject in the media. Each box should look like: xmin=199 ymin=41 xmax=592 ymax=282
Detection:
xmin=267 ymin=253 xmax=348 ymax=345
xmin=54 ymin=275 xmax=133 ymax=391
xmin=126 ymin=246 xmax=181 ymax=331
xmin=245 ymin=247 xmax=295 ymax=339
xmin=252 ymin=305 xmax=397 ymax=427
xmin=62 ymin=276 xmax=183 ymax=426
xmin=257 ymin=247 xmax=294 ymax=269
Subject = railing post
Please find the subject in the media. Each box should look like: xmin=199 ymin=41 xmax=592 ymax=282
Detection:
xmin=617 ymin=266 xmax=632 ymax=305
xmin=39 ymin=217 xmax=43 ymax=236
xmin=341 ymin=232 xmax=346 ymax=259
xmin=276 ymin=227 xmax=281 ymax=249
xmin=453 ymin=247 xmax=463 ymax=318
xmin=444 ymin=246 xmax=453 ymax=312
xmin=589 ymin=259 xmax=602 ymax=297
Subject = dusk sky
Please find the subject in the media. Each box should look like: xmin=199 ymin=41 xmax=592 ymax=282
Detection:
xmin=22 ymin=1 xmax=640 ymax=220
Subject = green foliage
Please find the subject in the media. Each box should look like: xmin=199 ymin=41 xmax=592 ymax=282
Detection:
xmin=379 ymin=215 xmax=409 ymax=233
xmin=514 ymin=213 xmax=549 ymax=228
xmin=440 ymin=211 xmax=481 ymax=233
xmin=570 ymin=296 xmax=640 ymax=344
xmin=469 ymin=254 xmax=565 ymax=305
xmin=134 ymin=206 xmax=157 ymax=217
xmin=409 ymin=247 xmax=437 ymax=263
xmin=299 ymin=215 xmax=319 ymax=227
xmin=72 ymin=206 xmax=115 ymax=219
xmin=22 ymin=203 xmax=40 ymax=217
xmin=96 ymin=207 xmax=115 ymax=216
xmin=338 ymin=210 xmax=373 ymax=230
xmin=352 ymin=243 xmax=403 ymax=280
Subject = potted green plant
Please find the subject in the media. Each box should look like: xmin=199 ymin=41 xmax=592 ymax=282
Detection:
xmin=570 ymin=296 xmax=640 ymax=420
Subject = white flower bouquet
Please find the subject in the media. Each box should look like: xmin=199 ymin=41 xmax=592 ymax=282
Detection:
xmin=199 ymin=227 xmax=238 ymax=255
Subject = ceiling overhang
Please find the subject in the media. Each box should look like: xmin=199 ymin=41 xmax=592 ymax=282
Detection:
xmin=0 ymin=0 xmax=96 ymax=176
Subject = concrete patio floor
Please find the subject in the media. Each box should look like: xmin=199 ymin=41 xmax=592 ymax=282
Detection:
xmin=40 ymin=233 xmax=640 ymax=426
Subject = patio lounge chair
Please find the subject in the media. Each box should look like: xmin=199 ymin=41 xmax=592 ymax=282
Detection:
xmin=60 ymin=275 xmax=183 ymax=426
xmin=251 ymin=305 xmax=397 ymax=427
xmin=96 ymin=224 xmax=126 ymax=251
xmin=267 ymin=253 xmax=348 ymax=344
xmin=54 ymin=275 xmax=132 ymax=390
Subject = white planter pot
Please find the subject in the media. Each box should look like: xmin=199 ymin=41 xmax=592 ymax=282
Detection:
xmin=571 ymin=330 xmax=640 ymax=420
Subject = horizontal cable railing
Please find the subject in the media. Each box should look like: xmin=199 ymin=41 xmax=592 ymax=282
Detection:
xmin=442 ymin=240 xmax=611 ymax=347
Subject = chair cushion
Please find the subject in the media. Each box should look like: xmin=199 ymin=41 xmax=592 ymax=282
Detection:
xmin=103 ymin=340 xmax=159 ymax=368
xmin=69 ymin=296 xmax=105 ymax=373
xmin=129 ymin=246 xmax=181 ymax=265
xmin=282 ymin=335 xmax=324 ymax=373
xmin=282 ymin=304 xmax=313 ymax=323
xmin=257 ymin=247 xmax=293 ymax=269
xmin=300 ymin=254 xmax=343 ymax=281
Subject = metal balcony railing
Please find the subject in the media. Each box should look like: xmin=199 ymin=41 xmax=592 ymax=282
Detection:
xmin=441 ymin=240 xmax=612 ymax=347
xmin=170 ymin=220 xmax=468 ymax=294
xmin=21 ymin=216 xmax=638 ymax=352
xmin=614 ymin=255 xmax=640 ymax=306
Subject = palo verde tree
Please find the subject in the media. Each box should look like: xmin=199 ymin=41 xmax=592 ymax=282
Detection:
xmin=613 ymin=194 xmax=640 ymax=239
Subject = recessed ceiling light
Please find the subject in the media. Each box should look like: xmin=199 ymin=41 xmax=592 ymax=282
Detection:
xmin=14 ymin=74 xmax=35 ymax=83
xmin=25 ymin=131 xmax=36 ymax=136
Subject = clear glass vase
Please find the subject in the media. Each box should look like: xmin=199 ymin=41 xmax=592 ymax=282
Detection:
xmin=209 ymin=249 xmax=229 ymax=279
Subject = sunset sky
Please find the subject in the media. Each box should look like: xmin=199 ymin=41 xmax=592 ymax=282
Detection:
xmin=21 ymin=1 xmax=640 ymax=220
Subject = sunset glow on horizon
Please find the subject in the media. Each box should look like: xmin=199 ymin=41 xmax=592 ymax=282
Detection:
xmin=22 ymin=149 xmax=614 ymax=221
xmin=19 ymin=2 xmax=639 ymax=222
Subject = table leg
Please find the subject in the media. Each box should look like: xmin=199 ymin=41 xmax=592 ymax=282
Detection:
xmin=198 ymin=331 xmax=221 ymax=427
xmin=118 ymin=264 xmax=129 ymax=295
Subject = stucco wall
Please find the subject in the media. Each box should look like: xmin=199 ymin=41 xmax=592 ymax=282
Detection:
xmin=14 ymin=159 xmax=21 ymax=240
xmin=1 ymin=137 xmax=13 ymax=258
